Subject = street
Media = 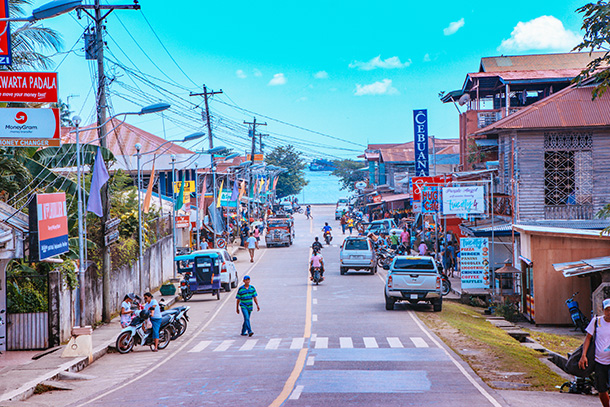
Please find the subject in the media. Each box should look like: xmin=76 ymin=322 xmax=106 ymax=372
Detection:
xmin=18 ymin=205 xmax=505 ymax=406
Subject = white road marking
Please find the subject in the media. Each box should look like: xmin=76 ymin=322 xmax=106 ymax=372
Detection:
xmin=239 ymin=339 xmax=258 ymax=351
xmin=290 ymin=337 xmax=305 ymax=349
xmin=313 ymin=298 xmax=318 ymax=305
xmin=188 ymin=340 xmax=212 ymax=353
xmin=311 ymin=333 xmax=317 ymax=341
xmin=213 ymin=340 xmax=234 ymax=352
xmin=306 ymin=356 xmax=315 ymax=366
xmin=313 ymin=287 xmax=318 ymax=291
xmin=313 ymin=314 xmax=318 ymax=322
xmin=266 ymin=338 xmax=282 ymax=350
xmin=387 ymin=337 xmax=404 ymax=348
xmin=340 ymin=337 xmax=353 ymax=348
xmin=315 ymin=337 xmax=328 ymax=349
xmin=289 ymin=385 xmax=305 ymax=400
xmin=411 ymin=337 xmax=429 ymax=348
xmin=363 ymin=337 xmax=379 ymax=348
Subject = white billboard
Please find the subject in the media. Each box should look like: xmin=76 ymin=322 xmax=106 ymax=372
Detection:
xmin=0 ymin=107 xmax=60 ymax=147
xmin=442 ymin=186 xmax=485 ymax=215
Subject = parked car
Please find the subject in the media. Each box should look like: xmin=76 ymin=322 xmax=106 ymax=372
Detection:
xmin=336 ymin=198 xmax=349 ymax=207
xmin=339 ymin=236 xmax=377 ymax=274
xmin=281 ymin=202 xmax=294 ymax=214
xmin=366 ymin=219 xmax=398 ymax=235
xmin=384 ymin=256 xmax=442 ymax=311
xmin=192 ymin=249 xmax=238 ymax=292
xmin=335 ymin=205 xmax=349 ymax=220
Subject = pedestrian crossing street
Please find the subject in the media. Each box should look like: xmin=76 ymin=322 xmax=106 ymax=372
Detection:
xmin=187 ymin=336 xmax=431 ymax=353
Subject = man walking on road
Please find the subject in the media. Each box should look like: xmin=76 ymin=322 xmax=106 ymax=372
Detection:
xmin=580 ymin=299 xmax=610 ymax=407
xmin=236 ymin=275 xmax=259 ymax=337
xmin=246 ymin=232 xmax=257 ymax=263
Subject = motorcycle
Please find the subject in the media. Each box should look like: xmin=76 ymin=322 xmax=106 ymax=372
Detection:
xmin=161 ymin=306 xmax=190 ymax=340
xmin=180 ymin=272 xmax=194 ymax=301
xmin=115 ymin=310 xmax=172 ymax=353
xmin=436 ymin=261 xmax=452 ymax=296
xmin=376 ymin=247 xmax=395 ymax=268
xmin=323 ymin=230 xmax=332 ymax=245
xmin=312 ymin=266 xmax=323 ymax=285
xmin=565 ymin=292 xmax=588 ymax=333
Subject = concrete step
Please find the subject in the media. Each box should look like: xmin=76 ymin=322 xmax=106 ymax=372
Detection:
xmin=522 ymin=342 xmax=547 ymax=353
xmin=505 ymin=330 xmax=530 ymax=342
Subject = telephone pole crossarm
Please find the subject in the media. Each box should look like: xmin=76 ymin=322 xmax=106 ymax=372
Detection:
xmin=189 ymin=85 xmax=223 ymax=149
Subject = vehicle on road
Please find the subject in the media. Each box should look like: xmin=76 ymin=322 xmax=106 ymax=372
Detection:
xmin=366 ymin=219 xmax=398 ymax=235
xmin=265 ymin=216 xmax=294 ymax=247
xmin=340 ymin=236 xmax=376 ymax=275
xmin=176 ymin=252 xmax=223 ymax=301
xmin=336 ymin=197 xmax=349 ymax=207
xmin=323 ymin=230 xmax=332 ymax=245
xmin=384 ymin=256 xmax=443 ymax=312
xmin=280 ymin=202 xmax=294 ymax=214
xmin=115 ymin=310 xmax=172 ymax=353
xmin=312 ymin=266 xmax=323 ymax=285
xmin=191 ymin=249 xmax=238 ymax=292
xmin=335 ymin=205 xmax=348 ymax=220
xmin=161 ymin=305 xmax=190 ymax=340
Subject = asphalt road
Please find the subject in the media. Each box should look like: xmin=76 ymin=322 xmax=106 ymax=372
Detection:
xmin=16 ymin=205 xmax=509 ymax=407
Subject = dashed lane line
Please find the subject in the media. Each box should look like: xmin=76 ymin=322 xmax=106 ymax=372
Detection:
xmin=339 ymin=337 xmax=353 ymax=348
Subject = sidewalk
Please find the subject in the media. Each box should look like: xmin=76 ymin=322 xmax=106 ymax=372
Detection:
xmin=0 ymin=290 xmax=180 ymax=403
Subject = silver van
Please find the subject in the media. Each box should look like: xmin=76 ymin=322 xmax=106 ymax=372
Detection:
xmin=339 ymin=237 xmax=376 ymax=275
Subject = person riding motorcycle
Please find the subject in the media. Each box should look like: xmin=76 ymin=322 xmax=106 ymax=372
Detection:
xmin=311 ymin=237 xmax=323 ymax=252
xmin=310 ymin=249 xmax=325 ymax=281
xmin=322 ymin=222 xmax=333 ymax=243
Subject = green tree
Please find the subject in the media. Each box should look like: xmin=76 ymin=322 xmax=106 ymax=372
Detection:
xmin=331 ymin=159 xmax=367 ymax=191
xmin=265 ymin=145 xmax=308 ymax=198
xmin=573 ymin=1 xmax=610 ymax=98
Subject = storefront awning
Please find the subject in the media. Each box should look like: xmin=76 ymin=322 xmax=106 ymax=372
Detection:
xmin=553 ymin=256 xmax=610 ymax=277
xmin=381 ymin=193 xmax=410 ymax=203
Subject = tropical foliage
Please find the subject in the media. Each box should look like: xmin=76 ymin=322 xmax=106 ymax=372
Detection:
xmin=265 ymin=145 xmax=308 ymax=198
xmin=331 ymin=159 xmax=367 ymax=191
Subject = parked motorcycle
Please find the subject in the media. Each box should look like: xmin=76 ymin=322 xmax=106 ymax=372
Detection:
xmin=376 ymin=247 xmax=395 ymax=268
xmin=115 ymin=310 xmax=172 ymax=353
xmin=180 ymin=272 xmax=194 ymax=301
xmin=436 ymin=261 xmax=452 ymax=296
xmin=565 ymin=292 xmax=588 ymax=333
xmin=162 ymin=306 xmax=190 ymax=340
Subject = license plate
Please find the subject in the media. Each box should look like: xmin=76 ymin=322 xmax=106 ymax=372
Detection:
xmin=351 ymin=255 xmax=363 ymax=259
xmin=410 ymin=294 xmax=418 ymax=300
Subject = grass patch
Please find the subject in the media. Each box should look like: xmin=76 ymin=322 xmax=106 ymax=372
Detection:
xmin=418 ymin=301 xmax=565 ymax=391
xmin=523 ymin=329 xmax=584 ymax=356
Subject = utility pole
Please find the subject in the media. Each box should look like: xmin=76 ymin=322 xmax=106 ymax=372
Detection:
xmin=258 ymin=133 xmax=269 ymax=154
xmin=77 ymin=0 xmax=141 ymax=323
xmin=244 ymin=118 xmax=266 ymax=220
xmin=190 ymin=85 xmax=223 ymax=149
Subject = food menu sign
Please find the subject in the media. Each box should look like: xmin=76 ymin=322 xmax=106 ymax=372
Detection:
xmin=460 ymin=237 xmax=490 ymax=290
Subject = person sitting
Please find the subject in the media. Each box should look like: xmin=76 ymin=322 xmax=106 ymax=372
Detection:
xmin=311 ymin=237 xmax=323 ymax=252
xmin=310 ymin=249 xmax=325 ymax=281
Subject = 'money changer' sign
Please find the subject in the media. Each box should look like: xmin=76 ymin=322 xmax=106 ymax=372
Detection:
xmin=413 ymin=109 xmax=429 ymax=176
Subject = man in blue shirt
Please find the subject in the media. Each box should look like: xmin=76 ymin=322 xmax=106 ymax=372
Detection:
xmin=236 ymin=275 xmax=260 ymax=336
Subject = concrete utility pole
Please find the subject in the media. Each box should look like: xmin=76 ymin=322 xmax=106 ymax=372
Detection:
xmin=244 ymin=118 xmax=266 ymax=219
xmin=190 ymin=85 xmax=223 ymax=149
xmin=258 ymin=133 xmax=269 ymax=154
xmin=78 ymin=0 xmax=141 ymax=323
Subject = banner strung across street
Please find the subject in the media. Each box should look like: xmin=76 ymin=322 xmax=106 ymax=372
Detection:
xmin=0 ymin=108 xmax=60 ymax=147
xmin=442 ymin=186 xmax=485 ymax=215
xmin=0 ymin=72 xmax=58 ymax=103
xmin=413 ymin=109 xmax=429 ymax=176
xmin=0 ymin=0 xmax=11 ymax=66
xmin=29 ymin=193 xmax=69 ymax=262
xmin=460 ymin=237 xmax=490 ymax=290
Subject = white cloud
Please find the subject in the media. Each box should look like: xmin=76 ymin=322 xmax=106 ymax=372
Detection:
xmin=268 ymin=73 xmax=287 ymax=86
xmin=253 ymin=69 xmax=262 ymax=77
xmin=499 ymin=15 xmax=581 ymax=52
xmin=444 ymin=18 xmax=465 ymax=36
xmin=314 ymin=70 xmax=328 ymax=79
xmin=349 ymin=56 xmax=411 ymax=71
xmin=354 ymin=79 xmax=398 ymax=96
xmin=236 ymin=69 xmax=247 ymax=79
xmin=423 ymin=53 xmax=431 ymax=62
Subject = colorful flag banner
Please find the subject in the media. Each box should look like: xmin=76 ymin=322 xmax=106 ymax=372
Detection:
xmin=175 ymin=176 xmax=185 ymax=211
xmin=230 ymin=180 xmax=239 ymax=201
xmin=142 ymin=160 xmax=155 ymax=214
xmin=273 ymin=176 xmax=279 ymax=189
xmin=238 ymin=180 xmax=246 ymax=201
xmin=216 ymin=179 xmax=224 ymax=208
xmin=87 ymin=148 xmax=110 ymax=217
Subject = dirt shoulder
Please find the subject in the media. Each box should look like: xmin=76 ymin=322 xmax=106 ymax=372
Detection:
xmin=418 ymin=301 xmax=566 ymax=391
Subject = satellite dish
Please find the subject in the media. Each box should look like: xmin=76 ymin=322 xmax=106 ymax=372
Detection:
xmin=458 ymin=94 xmax=471 ymax=106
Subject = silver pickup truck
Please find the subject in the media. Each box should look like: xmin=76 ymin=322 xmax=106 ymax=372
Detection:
xmin=383 ymin=256 xmax=442 ymax=311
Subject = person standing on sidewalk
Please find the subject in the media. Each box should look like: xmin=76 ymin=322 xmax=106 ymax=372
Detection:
xmin=143 ymin=292 xmax=162 ymax=352
xmin=236 ymin=275 xmax=260 ymax=336
xmin=246 ymin=232 xmax=257 ymax=262
xmin=580 ymin=299 xmax=610 ymax=407
xmin=340 ymin=215 xmax=347 ymax=234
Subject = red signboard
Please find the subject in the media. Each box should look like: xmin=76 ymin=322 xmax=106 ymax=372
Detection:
xmin=0 ymin=0 xmax=11 ymax=66
xmin=0 ymin=72 xmax=58 ymax=103
xmin=176 ymin=215 xmax=190 ymax=228
xmin=411 ymin=175 xmax=451 ymax=201
xmin=34 ymin=193 xmax=69 ymax=261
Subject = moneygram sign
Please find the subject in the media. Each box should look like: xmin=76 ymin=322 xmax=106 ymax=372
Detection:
xmin=0 ymin=108 xmax=60 ymax=147
xmin=0 ymin=72 xmax=58 ymax=103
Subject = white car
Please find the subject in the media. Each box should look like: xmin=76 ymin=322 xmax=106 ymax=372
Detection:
xmin=192 ymin=249 xmax=239 ymax=292
xmin=335 ymin=205 xmax=349 ymax=220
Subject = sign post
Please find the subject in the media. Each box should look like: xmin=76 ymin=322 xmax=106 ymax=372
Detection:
xmin=28 ymin=193 xmax=69 ymax=262
xmin=413 ymin=109 xmax=429 ymax=176
xmin=460 ymin=237 xmax=490 ymax=290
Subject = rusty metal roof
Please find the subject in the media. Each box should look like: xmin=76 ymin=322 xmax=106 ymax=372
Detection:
xmin=61 ymin=119 xmax=193 ymax=157
xmin=366 ymin=140 xmax=459 ymax=162
xmin=475 ymin=84 xmax=610 ymax=134
xmin=480 ymin=52 xmax=605 ymax=73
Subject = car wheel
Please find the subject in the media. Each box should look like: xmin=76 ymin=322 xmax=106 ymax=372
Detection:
xmin=223 ymin=283 xmax=230 ymax=292
xmin=340 ymin=267 xmax=347 ymax=275
xmin=385 ymin=293 xmax=396 ymax=310
xmin=432 ymin=297 xmax=443 ymax=312
xmin=231 ymin=275 xmax=238 ymax=289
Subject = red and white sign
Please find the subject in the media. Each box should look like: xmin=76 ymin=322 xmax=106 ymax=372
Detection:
xmin=176 ymin=215 xmax=190 ymax=228
xmin=0 ymin=72 xmax=58 ymax=103
xmin=411 ymin=175 xmax=450 ymax=201
xmin=0 ymin=108 xmax=61 ymax=147
xmin=35 ymin=193 xmax=69 ymax=261
xmin=216 ymin=238 xmax=227 ymax=249
xmin=0 ymin=0 xmax=11 ymax=66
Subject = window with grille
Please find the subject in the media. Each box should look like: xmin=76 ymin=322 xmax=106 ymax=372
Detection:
xmin=543 ymin=133 xmax=592 ymax=206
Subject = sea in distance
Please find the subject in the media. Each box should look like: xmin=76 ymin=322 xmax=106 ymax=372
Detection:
xmin=290 ymin=170 xmax=347 ymax=204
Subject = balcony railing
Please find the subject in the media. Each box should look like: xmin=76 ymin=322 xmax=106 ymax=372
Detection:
xmin=544 ymin=204 xmax=594 ymax=220
xmin=476 ymin=107 xmax=525 ymax=129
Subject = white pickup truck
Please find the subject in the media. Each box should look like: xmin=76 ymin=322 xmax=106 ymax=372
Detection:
xmin=383 ymin=256 xmax=442 ymax=311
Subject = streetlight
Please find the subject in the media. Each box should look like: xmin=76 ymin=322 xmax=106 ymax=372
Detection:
xmin=71 ymin=102 xmax=170 ymax=326
xmin=0 ymin=0 xmax=82 ymax=22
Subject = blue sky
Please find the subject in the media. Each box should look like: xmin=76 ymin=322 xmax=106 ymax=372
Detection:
xmin=30 ymin=0 xmax=590 ymax=160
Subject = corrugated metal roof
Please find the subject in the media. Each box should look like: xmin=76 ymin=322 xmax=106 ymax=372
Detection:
xmin=475 ymin=84 xmax=610 ymax=134
xmin=61 ymin=119 xmax=194 ymax=157
xmin=366 ymin=139 xmax=459 ymax=162
xmin=480 ymin=52 xmax=605 ymax=73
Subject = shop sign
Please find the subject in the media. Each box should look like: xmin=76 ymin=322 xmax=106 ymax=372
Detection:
xmin=442 ymin=186 xmax=485 ymax=215
xmin=411 ymin=175 xmax=449 ymax=201
xmin=422 ymin=186 xmax=439 ymax=213
xmin=0 ymin=72 xmax=58 ymax=103
xmin=176 ymin=215 xmax=190 ymax=228
xmin=460 ymin=237 xmax=490 ymax=290
xmin=0 ymin=0 xmax=11 ymax=66
xmin=29 ymin=193 xmax=69 ymax=261
xmin=173 ymin=180 xmax=195 ymax=193
xmin=413 ymin=109 xmax=429 ymax=176
xmin=0 ymin=108 xmax=60 ymax=147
